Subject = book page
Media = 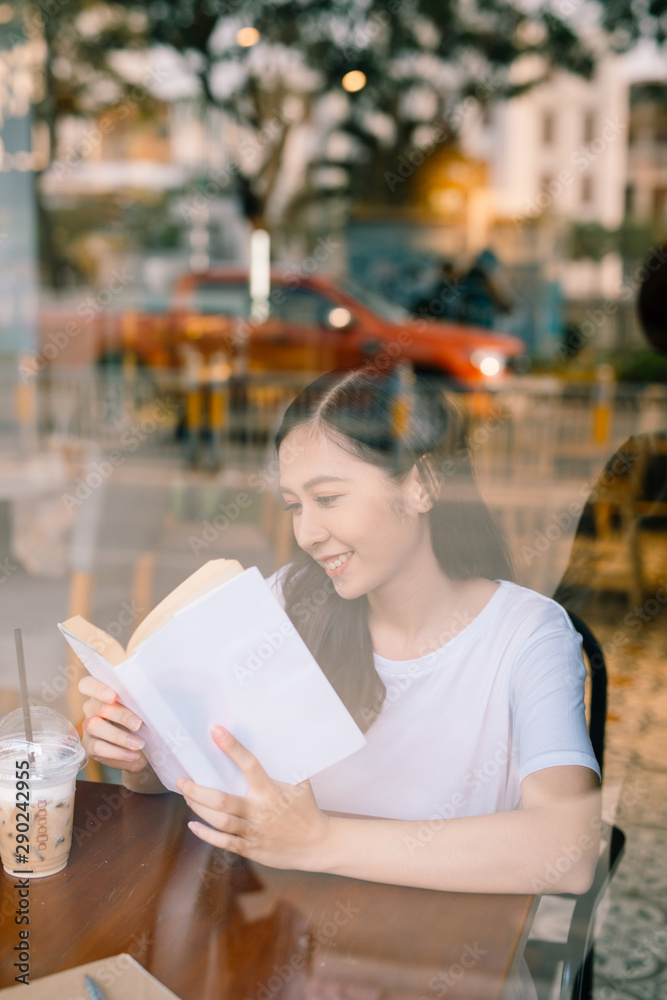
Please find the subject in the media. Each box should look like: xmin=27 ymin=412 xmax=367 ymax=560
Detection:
xmin=59 ymin=615 xmax=128 ymax=665
xmin=57 ymin=625 xmax=209 ymax=791
xmin=57 ymin=627 xmax=140 ymax=713
xmin=111 ymin=567 xmax=366 ymax=795
xmin=126 ymin=558 xmax=244 ymax=655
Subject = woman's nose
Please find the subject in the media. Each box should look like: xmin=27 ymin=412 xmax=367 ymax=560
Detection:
xmin=294 ymin=506 xmax=329 ymax=551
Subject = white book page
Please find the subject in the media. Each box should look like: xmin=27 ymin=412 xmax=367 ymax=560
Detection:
xmin=60 ymin=569 xmax=366 ymax=795
xmin=57 ymin=628 xmax=208 ymax=791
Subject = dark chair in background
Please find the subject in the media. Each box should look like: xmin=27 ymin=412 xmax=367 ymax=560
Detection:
xmin=524 ymin=610 xmax=626 ymax=1000
xmin=555 ymin=431 xmax=667 ymax=611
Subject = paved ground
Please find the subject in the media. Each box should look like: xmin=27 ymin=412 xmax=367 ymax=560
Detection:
xmin=582 ymin=586 xmax=667 ymax=1000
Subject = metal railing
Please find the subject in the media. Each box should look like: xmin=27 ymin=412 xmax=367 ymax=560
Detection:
xmin=1 ymin=366 xmax=666 ymax=481
xmin=2 ymin=365 xmax=665 ymax=601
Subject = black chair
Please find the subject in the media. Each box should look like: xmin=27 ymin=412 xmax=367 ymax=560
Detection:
xmin=524 ymin=610 xmax=626 ymax=1000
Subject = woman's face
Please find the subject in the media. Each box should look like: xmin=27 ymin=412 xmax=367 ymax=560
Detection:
xmin=278 ymin=424 xmax=432 ymax=601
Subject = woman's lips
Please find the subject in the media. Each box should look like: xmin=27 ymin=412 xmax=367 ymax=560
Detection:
xmin=319 ymin=551 xmax=353 ymax=577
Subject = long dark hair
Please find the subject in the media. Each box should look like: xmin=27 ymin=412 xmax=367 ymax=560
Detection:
xmin=274 ymin=363 xmax=514 ymax=731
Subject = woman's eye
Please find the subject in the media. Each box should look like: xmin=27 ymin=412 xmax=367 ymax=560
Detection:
xmin=281 ymin=495 xmax=340 ymax=513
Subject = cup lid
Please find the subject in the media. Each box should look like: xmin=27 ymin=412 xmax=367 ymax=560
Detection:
xmin=0 ymin=707 xmax=87 ymax=780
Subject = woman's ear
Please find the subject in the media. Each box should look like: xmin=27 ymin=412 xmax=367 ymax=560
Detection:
xmin=405 ymin=464 xmax=434 ymax=513
xmin=414 ymin=490 xmax=433 ymax=513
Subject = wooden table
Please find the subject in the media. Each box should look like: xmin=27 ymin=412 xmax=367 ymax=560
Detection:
xmin=0 ymin=782 xmax=537 ymax=999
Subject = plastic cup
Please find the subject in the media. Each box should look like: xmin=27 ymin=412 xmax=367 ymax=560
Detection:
xmin=0 ymin=706 xmax=87 ymax=878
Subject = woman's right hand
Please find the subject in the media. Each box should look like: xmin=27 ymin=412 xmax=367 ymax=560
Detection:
xmin=79 ymin=676 xmax=148 ymax=774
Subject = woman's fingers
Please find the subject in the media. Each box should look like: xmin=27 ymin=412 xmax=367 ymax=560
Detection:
xmin=176 ymin=778 xmax=246 ymax=817
xmin=210 ymin=726 xmax=272 ymax=790
xmin=88 ymin=745 xmax=147 ymax=772
xmin=76 ymin=678 xmax=154 ymax=777
xmin=79 ymin=677 xmax=143 ymax=732
xmin=79 ymin=681 xmax=147 ymax=774
xmin=82 ymin=695 xmax=143 ymax=734
xmin=81 ymin=722 xmax=148 ymax=772
xmin=78 ymin=675 xmax=118 ymax=703
xmin=184 ymin=798 xmax=250 ymax=839
xmin=178 ymin=728 xmax=328 ymax=869
xmin=83 ymin=716 xmax=146 ymax=761
xmin=187 ymin=821 xmax=247 ymax=855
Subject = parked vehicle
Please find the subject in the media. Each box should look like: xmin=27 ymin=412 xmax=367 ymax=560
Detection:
xmin=110 ymin=267 xmax=527 ymax=385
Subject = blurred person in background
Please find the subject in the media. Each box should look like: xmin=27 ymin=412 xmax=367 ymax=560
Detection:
xmin=458 ymin=248 xmax=514 ymax=329
xmin=411 ymin=259 xmax=461 ymax=320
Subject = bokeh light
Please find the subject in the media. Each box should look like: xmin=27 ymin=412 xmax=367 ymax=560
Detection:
xmin=342 ymin=71 xmax=367 ymax=93
xmin=236 ymin=27 xmax=260 ymax=47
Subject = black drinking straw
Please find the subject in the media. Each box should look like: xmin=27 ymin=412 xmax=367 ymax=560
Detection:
xmin=14 ymin=629 xmax=33 ymax=743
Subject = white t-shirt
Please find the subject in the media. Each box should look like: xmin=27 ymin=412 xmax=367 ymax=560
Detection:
xmin=266 ymin=571 xmax=600 ymax=820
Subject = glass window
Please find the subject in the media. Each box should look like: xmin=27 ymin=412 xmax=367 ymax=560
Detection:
xmin=273 ymin=288 xmax=333 ymax=324
xmin=189 ymin=283 xmax=250 ymax=316
xmin=652 ymin=187 xmax=667 ymax=221
xmin=581 ymin=175 xmax=593 ymax=205
xmin=337 ymin=277 xmax=410 ymax=322
xmin=541 ymin=111 xmax=555 ymax=145
xmin=583 ymin=111 xmax=595 ymax=145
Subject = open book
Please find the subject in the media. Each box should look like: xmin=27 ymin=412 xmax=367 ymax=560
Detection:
xmin=59 ymin=560 xmax=365 ymax=794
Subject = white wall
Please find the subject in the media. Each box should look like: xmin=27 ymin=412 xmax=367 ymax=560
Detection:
xmin=463 ymin=54 xmax=629 ymax=230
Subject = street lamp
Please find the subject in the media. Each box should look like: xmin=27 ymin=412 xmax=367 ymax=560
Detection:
xmin=342 ymin=70 xmax=366 ymax=93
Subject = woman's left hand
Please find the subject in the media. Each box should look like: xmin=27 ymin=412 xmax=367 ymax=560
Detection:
xmin=176 ymin=725 xmax=331 ymax=871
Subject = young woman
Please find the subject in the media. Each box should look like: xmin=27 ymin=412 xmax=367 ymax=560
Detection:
xmin=80 ymin=363 xmax=601 ymax=897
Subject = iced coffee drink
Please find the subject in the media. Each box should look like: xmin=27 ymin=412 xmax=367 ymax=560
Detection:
xmin=0 ymin=707 xmax=86 ymax=879
xmin=0 ymin=782 xmax=77 ymax=877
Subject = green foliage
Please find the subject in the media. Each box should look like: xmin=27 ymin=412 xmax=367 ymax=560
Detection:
xmin=42 ymin=193 xmax=180 ymax=281
xmin=568 ymin=221 xmax=664 ymax=270
xmin=18 ymin=0 xmax=609 ymax=225
xmin=611 ymin=350 xmax=667 ymax=384
xmin=568 ymin=223 xmax=616 ymax=262
xmin=616 ymin=222 xmax=658 ymax=269
xmin=10 ymin=0 xmax=667 ymax=284
xmin=599 ymin=0 xmax=667 ymax=49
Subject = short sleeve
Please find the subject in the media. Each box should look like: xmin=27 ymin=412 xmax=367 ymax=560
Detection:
xmin=509 ymin=611 xmax=601 ymax=783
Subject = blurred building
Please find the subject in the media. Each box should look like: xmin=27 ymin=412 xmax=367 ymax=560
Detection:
xmin=0 ymin=21 xmax=40 ymax=357
xmin=457 ymin=52 xmax=629 ymax=354
xmin=470 ymin=58 xmax=627 ymax=224
xmin=352 ymin=49 xmax=661 ymax=358
xmin=39 ymin=96 xmax=251 ymax=290
xmin=625 ymin=82 xmax=667 ymax=226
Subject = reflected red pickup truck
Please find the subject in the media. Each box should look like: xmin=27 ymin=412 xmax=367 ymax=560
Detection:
xmin=118 ymin=268 xmax=526 ymax=385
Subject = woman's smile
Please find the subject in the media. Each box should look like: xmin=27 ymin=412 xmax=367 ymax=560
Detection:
xmin=317 ymin=550 xmax=354 ymax=575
